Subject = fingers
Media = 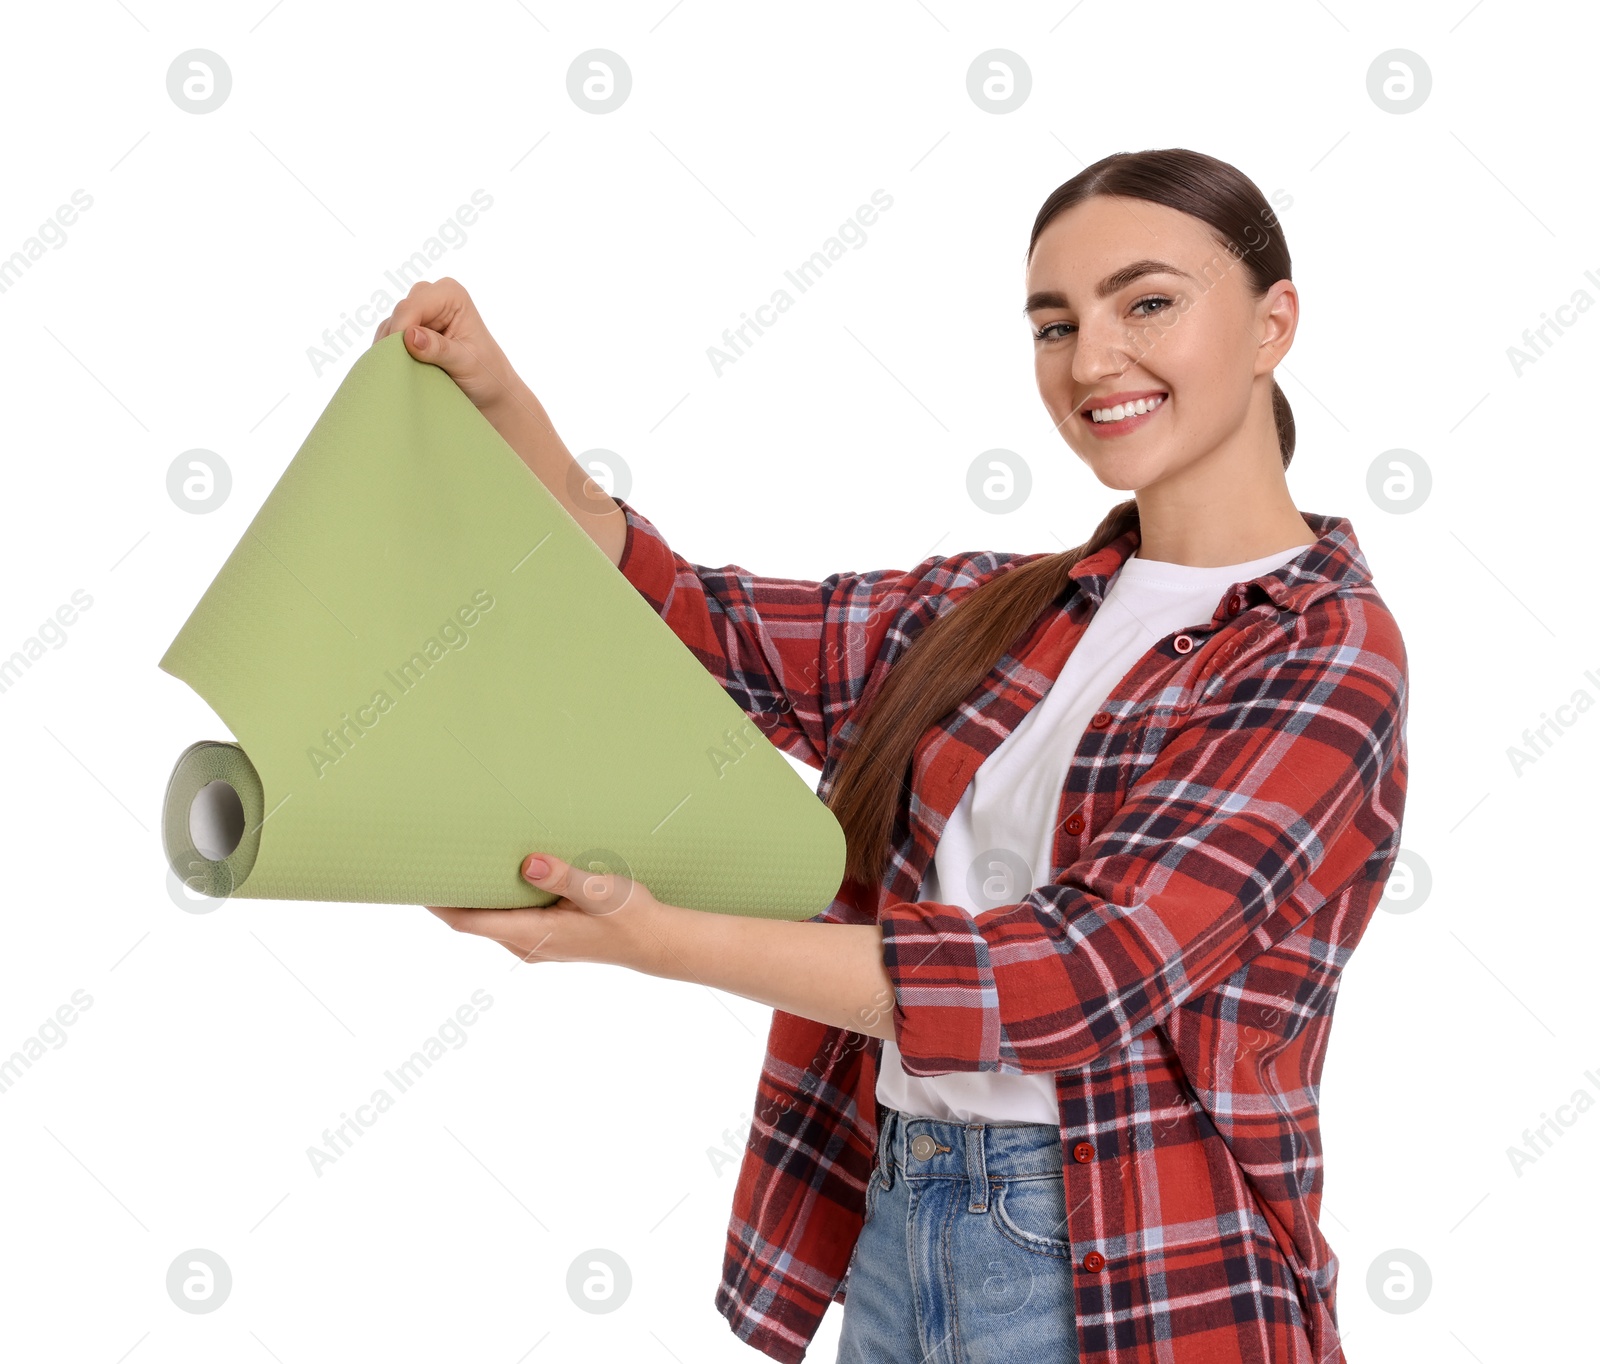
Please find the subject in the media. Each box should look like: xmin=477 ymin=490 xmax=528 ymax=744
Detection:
xmin=524 ymin=854 xmax=591 ymax=904
xmin=370 ymin=278 xmax=522 ymax=416
xmin=374 ymin=277 xmax=474 ymax=346
xmin=427 ymin=904 xmax=498 ymax=934
xmin=396 ymin=318 xmax=488 ymax=397
xmin=427 ymin=904 xmax=561 ymax=962
xmin=401 ymin=322 xmax=456 ymax=371
xmin=522 ymin=853 xmax=636 ymax=918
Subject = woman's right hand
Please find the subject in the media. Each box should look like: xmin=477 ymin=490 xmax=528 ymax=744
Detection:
xmin=373 ymin=277 xmax=527 ymax=423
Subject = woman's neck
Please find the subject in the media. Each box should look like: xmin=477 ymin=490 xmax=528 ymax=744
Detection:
xmin=1132 ymin=515 xmax=1316 ymax=566
xmin=1130 ymin=441 xmax=1317 ymax=567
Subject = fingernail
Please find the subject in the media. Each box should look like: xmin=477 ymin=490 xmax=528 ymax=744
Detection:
xmin=523 ymin=855 xmax=549 ymax=881
xmin=410 ymin=326 xmax=427 ymax=350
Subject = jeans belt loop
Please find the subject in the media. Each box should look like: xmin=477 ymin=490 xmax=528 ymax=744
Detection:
xmin=878 ymin=1106 xmax=897 ymax=1190
xmin=965 ymin=1124 xmax=990 ymax=1212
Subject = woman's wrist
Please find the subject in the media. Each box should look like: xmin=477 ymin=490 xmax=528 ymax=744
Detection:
xmin=480 ymin=374 xmax=557 ymax=466
xmin=608 ymin=892 xmax=684 ymax=979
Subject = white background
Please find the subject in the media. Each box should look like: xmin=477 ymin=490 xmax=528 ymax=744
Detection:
xmin=1 ymin=1 xmax=1595 ymax=1360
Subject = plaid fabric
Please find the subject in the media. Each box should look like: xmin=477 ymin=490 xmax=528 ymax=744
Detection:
xmin=611 ymin=496 xmax=1409 ymax=1364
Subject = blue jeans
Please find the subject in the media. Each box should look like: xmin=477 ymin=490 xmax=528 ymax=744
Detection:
xmin=837 ymin=1104 xmax=1080 ymax=1363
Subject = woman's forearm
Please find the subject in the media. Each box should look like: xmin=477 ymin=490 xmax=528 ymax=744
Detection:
xmin=483 ymin=376 xmax=627 ymax=568
xmin=641 ymin=903 xmax=898 ymax=1041
xmin=439 ymin=856 xmax=897 ymax=1040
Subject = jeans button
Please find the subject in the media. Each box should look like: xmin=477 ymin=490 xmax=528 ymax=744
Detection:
xmin=910 ymin=1134 xmax=937 ymax=1160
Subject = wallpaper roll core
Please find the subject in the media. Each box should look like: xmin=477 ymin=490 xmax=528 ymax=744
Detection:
xmin=164 ymin=740 xmax=264 ymax=899
xmin=157 ymin=332 xmax=846 ymax=918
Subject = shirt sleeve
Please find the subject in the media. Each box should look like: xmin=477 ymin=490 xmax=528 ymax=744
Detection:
xmin=611 ymin=495 xmax=1028 ymax=771
xmin=878 ymin=591 xmax=1409 ymax=1074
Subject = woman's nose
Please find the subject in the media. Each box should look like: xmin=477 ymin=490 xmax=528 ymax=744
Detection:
xmin=1071 ymin=338 xmax=1135 ymax=386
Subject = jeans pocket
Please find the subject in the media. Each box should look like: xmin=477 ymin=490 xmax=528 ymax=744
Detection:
xmin=990 ymin=1174 xmax=1073 ymax=1257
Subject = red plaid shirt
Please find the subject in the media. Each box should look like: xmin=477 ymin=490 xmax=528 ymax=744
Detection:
xmin=613 ymin=495 xmax=1409 ymax=1364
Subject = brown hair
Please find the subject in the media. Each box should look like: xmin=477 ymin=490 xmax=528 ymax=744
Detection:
xmin=826 ymin=147 xmax=1297 ymax=887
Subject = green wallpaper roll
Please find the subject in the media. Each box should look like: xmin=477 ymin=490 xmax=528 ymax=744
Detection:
xmin=158 ymin=332 xmax=845 ymax=918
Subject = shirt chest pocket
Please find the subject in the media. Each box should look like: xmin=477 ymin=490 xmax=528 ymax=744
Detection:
xmin=1050 ymin=623 xmax=1274 ymax=861
xmin=1138 ymin=620 xmax=1275 ymax=719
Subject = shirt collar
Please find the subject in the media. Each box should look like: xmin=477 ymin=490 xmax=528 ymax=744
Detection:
xmin=1064 ymin=511 xmax=1371 ymax=617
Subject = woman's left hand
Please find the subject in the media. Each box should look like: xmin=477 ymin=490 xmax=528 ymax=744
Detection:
xmin=427 ymin=853 xmax=673 ymax=972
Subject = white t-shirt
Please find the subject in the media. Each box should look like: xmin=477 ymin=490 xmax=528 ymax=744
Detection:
xmin=875 ymin=541 xmax=1311 ymax=1124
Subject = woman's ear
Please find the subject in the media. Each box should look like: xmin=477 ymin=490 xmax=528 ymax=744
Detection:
xmin=1255 ymin=279 xmax=1299 ymax=375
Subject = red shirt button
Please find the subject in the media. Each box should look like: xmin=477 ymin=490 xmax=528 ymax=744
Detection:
xmin=1090 ymin=712 xmax=1111 ymax=729
xmin=1082 ymin=1251 xmax=1106 ymax=1273
xmin=1072 ymin=1141 xmax=1094 ymax=1163
xmin=1064 ymin=814 xmax=1085 ymax=835
xmin=1173 ymin=633 xmax=1193 ymax=654
xmin=1227 ymin=593 xmax=1243 ymax=614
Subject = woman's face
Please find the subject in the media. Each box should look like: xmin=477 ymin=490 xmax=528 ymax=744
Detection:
xmin=1024 ymin=193 xmax=1294 ymax=491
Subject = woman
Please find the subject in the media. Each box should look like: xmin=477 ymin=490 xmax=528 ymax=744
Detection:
xmin=404 ymin=147 xmax=1408 ymax=1364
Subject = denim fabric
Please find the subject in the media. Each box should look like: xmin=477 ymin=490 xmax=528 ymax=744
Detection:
xmin=837 ymin=1104 xmax=1079 ymax=1363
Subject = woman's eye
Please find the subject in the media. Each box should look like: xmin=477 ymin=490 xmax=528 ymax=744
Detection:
xmin=1131 ymin=294 xmax=1172 ymax=317
xmin=1034 ymin=298 xmax=1170 ymax=340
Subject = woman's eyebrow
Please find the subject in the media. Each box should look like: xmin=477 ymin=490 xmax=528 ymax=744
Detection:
xmin=1022 ymin=258 xmax=1197 ymax=315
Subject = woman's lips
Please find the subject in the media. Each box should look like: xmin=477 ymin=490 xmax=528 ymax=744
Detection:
xmin=1080 ymin=394 xmax=1166 ymax=438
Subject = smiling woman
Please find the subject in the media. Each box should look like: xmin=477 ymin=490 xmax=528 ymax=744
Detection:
xmin=1027 ymin=249 xmax=1249 ymax=429
xmin=392 ymin=146 xmax=1408 ymax=1364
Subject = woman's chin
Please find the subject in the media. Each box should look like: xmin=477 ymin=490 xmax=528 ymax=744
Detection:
xmin=1072 ymin=439 xmax=1169 ymax=491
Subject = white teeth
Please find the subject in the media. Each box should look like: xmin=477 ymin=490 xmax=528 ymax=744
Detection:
xmin=1090 ymin=394 xmax=1165 ymax=423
